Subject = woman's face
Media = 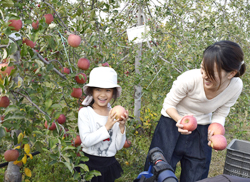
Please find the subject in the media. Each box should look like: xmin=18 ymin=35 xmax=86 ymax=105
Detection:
xmin=200 ymin=62 xmax=231 ymax=91
xmin=92 ymin=88 xmax=114 ymax=108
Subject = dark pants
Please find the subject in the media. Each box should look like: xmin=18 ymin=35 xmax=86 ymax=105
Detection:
xmin=144 ymin=115 xmax=212 ymax=182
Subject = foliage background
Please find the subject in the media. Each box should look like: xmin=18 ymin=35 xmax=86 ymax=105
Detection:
xmin=0 ymin=0 xmax=250 ymax=181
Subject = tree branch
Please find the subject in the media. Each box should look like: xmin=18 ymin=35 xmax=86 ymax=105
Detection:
xmin=10 ymin=90 xmax=51 ymax=120
xmin=43 ymin=1 xmax=70 ymax=32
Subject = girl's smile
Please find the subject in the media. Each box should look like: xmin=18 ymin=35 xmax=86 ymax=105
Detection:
xmin=92 ymin=88 xmax=114 ymax=108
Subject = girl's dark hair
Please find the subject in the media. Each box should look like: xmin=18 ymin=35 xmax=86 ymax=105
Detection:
xmin=84 ymin=87 xmax=118 ymax=107
xmin=203 ymin=40 xmax=246 ymax=82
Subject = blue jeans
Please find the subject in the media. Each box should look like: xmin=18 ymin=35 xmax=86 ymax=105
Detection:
xmin=144 ymin=115 xmax=212 ymax=182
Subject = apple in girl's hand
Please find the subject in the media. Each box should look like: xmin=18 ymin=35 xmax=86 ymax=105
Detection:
xmin=208 ymin=122 xmax=225 ymax=135
xmin=123 ymin=139 xmax=131 ymax=148
xmin=210 ymin=134 xmax=227 ymax=151
xmin=180 ymin=115 xmax=197 ymax=131
xmin=111 ymin=105 xmax=126 ymax=121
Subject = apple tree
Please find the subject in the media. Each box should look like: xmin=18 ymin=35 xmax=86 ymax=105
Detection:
xmin=1 ymin=0 xmax=250 ymax=181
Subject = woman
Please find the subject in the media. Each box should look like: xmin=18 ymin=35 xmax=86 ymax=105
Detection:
xmin=144 ymin=40 xmax=246 ymax=182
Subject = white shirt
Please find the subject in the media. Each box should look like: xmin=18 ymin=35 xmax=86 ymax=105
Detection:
xmin=78 ymin=106 xmax=126 ymax=157
xmin=161 ymin=69 xmax=243 ymax=126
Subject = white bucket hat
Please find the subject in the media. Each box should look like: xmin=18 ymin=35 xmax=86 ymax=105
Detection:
xmin=82 ymin=67 xmax=122 ymax=105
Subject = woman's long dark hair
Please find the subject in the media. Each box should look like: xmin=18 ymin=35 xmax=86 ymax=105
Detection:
xmin=203 ymin=40 xmax=246 ymax=82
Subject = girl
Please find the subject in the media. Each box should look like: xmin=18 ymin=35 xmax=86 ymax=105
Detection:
xmin=78 ymin=66 xmax=128 ymax=182
xmin=144 ymin=40 xmax=246 ymax=182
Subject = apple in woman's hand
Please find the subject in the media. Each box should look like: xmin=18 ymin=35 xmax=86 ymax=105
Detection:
xmin=208 ymin=122 xmax=225 ymax=135
xmin=180 ymin=115 xmax=197 ymax=131
xmin=210 ymin=134 xmax=227 ymax=151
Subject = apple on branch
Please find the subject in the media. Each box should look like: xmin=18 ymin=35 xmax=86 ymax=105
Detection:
xmin=32 ymin=20 xmax=39 ymax=30
xmin=180 ymin=115 xmax=197 ymax=131
xmin=71 ymin=88 xmax=82 ymax=98
xmin=208 ymin=122 xmax=225 ymax=135
xmin=8 ymin=19 xmax=22 ymax=31
xmin=0 ymin=96 xmax=10 ymax=108
xmin=44 ymin=121 xmax=56 ymax=130
xmin=75 ymin=73 xmax=87 ymax=84
xmin=123 ymin=139 xmax=131 ymax=148
xmin=57 ymin=114 xmax=66 ymax=124
xmin=68 ymin=34 xmax=81 ymax=47
xmin=61 ymin=67 xmax=70 ymax=74
xmin=23 ymin=38 xmax=36 ymax=48
xmin=210 ymin=134 xmax=227 ymax=151
xmin=102 ymin=62 xmax=109 ymax=67
xmin=0 ymin=63 xmax=15 ymax=79
xmin=44 ymin=14 xmax=53 ymax=24
xmin=77 ymin=58 xmax=90 ymax=70
xmin=71 ymin=135 xmax=81 ymax=147
xmin=111 ymin=105 xmax=126 ymax=121
xmin=4 ymin=150 xmax=19 ymax=162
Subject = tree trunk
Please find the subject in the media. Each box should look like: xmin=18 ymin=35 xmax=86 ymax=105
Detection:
xmin=134 ymin=6 xmax=143 ymax=126
xmin=4 ymin=50 xmax=22 ymax=182
xmin=4 ymin=162 xmax=22 ymax=182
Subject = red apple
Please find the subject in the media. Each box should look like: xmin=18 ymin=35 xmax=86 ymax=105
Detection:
xmin=8 ymin=19 xmax=22 ymax=31
xmin=61 ymin=67 xmax=70 ymax=74
xmin=0 ymin=96 xmax=10 ymax=108
xmin=72 ymin=135 xmax=81 ymax=147
xmin=38 ymin=4 xmax=40 ymax=7
xmin=44 ymin=14 xmax=53 ymax=24
xmin=102 ymin=62 xmax=109 ymax=67
xmin=57 ymin=114 xmax=66 ymax=124
xmin=75 ymin=73 xmax=87 ymax=84
xmin=68 ymin=34 xmax=81 ymax=47
xmin=180 ymin=115 xmax=197 ymax=131
xmin=77 ymin=58 xmax=90 ymax=70
xmin=71 ymin=88 xmax=82 ymax=98
xmin=111 ymin=105 xmax=126 ymax=121
xmin=5 ymin=127 xmax=11 ymax=132
xmin=4 ymin=150 xmax=19 ymax=162
xmin=208 ymin=122 xmax=225 ymax=135
xmin=23 ymin=39 xmax=36 ymax=48
xmin=32 ymin=20 xmax=39 ymax=30
xmin=210 ymin=134 xmax=227 ymax=151
xmin=0 ymin=63 xmax=14 ymax=79
xmin=44 ymin=121 xmax=56 ymax=130
xmin=123 ymin=139 xmax=131 ymax=148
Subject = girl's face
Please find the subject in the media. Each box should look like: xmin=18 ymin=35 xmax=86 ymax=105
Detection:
xmin=200 ymin=62 xmax=232 ymax=91
xmin=92 ymin=88 xmax=114 ymax=108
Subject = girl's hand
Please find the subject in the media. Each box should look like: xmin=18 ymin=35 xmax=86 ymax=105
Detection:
xmin=176 ymin=116 xmax=192 ymax=135
xmin=105 ymin=109 xmax=118 ymax=131
xmin=119 ymin=110 xmax=128 ymax=134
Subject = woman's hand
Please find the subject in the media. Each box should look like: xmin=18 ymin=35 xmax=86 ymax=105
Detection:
xmin=105 ymin=109 xmax=118 ymax=131
xmin=119 ymin=110 xmax=128 ymax=134
xmin=207 ymin=129 xmax=218 ymax=152
xmin=176 ymin=116 xmax=192 ymax=135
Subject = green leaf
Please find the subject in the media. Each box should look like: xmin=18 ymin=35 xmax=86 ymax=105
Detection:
xmin=45 ymin=99 xmax=53 ymax=110
xmin=1 ymin=0 xmax=14 ymax=7
xmin=3 ymin=105 xmax=19 ymax=115
xmin=51 ymin=104 xmax=62 ymax=110
xmin=49 ymin=160 xmax=57 ymax=165
xmin=85 ymin=170 xmax=101 ymax=181
xmin=50 ymin=153 xmax=59 ymax=160
xmin=34 ymin=141 xmax=44 ymax=152
xmin=62 ymin=145 xmax=76 ymax=151
xmin=3 ymin=115 xmax=25 ymax=121
xmin=33 ymin=130 xmax=44 ymax=136
xmin=76 ymin=163 xmax=89 ymax=172
xmin=0 ymin=127 xmax=6 ymax=139
xmin=63 ymin=162 xmax=73 ymax=174
xmin=7 ymin=42 xmax=17 ymax=56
